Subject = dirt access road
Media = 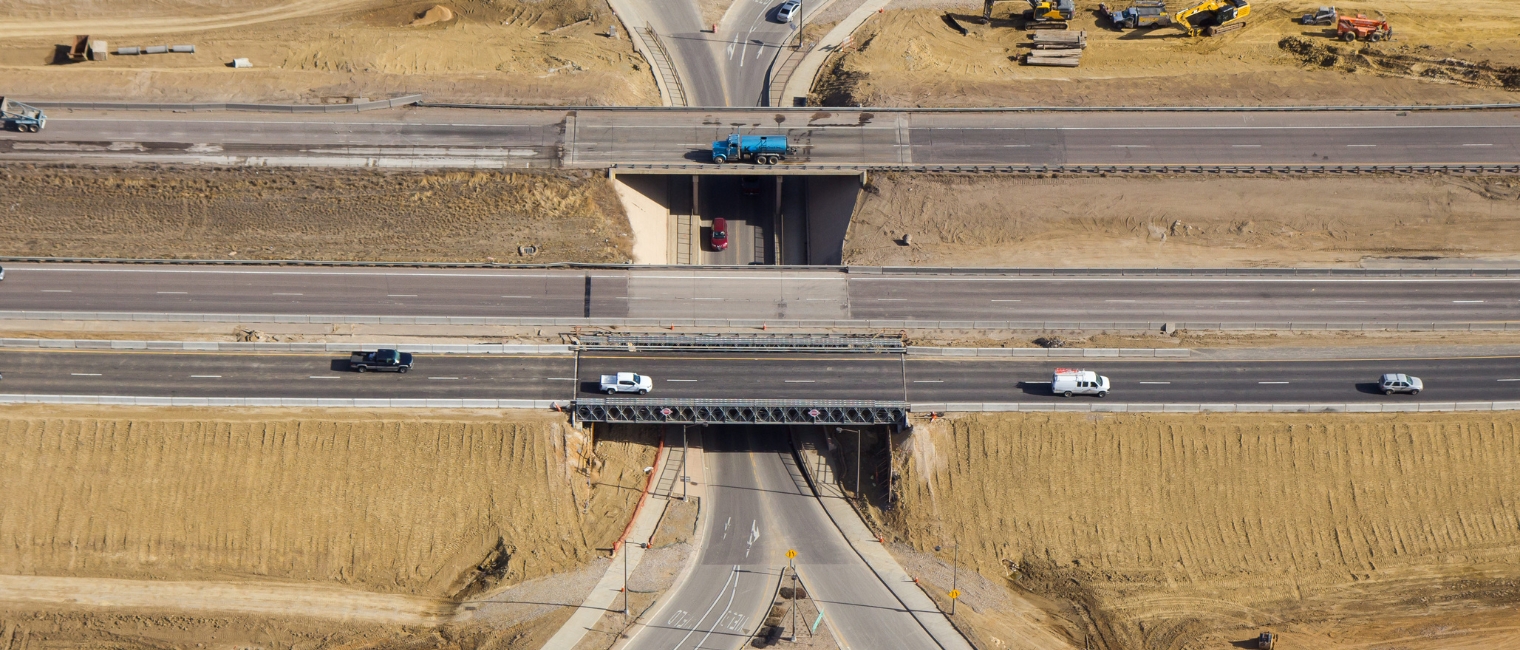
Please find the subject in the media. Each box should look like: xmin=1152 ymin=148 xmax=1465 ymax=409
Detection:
xmin=0 ymin=0 xmax=658 ymax=105
xmin=815 ymin=0 xmax=1520 ymax=107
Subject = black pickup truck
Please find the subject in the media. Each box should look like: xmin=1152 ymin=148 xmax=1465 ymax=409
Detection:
xmin=349 ymin=349 xmax=413 ymax=373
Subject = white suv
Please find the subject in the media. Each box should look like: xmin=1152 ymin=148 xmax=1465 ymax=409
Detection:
xmin=1378 ymin=373 xmax=1423 ymax=395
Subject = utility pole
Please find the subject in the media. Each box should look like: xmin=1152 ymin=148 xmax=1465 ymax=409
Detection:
xmin=622 ymin=542 xmax=629 ymax=615
xmin=681 ymin=424 xmax=689 ymax=500
xmin=937 ymin=542 xmax=960 ymax=615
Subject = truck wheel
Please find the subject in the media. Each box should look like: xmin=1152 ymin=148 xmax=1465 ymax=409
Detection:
xmin=1384 ymin=389 xmax=1394 ymax=395
xmin=638 ymin=389 xmax=649 ymax=395
xmin=1341 ymin=31 xmax=1356 ymax=42
xmin=399 ymin=367 xmax=409 ymax=373
xmin=713 ymin=155 xmax=726 ymax=165
xmin=605 ymin=387 xmax=617 ymax=395
xmin=1410 ymin=389 xmax=1419 ymax=395
xmin=1063 ymin=391 xmax=1073 ymax=398
xmin=1097 ymin=391 xmax=1107 ymax=398
xmin=356 ymin=366 xmax=366 ymax=373
xmin=1368 ymin=32 xmax=1381 ymax=42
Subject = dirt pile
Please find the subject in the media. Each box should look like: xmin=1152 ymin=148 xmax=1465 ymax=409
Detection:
xmin=813 ymin=0 xmax=1520 ymax=107
xmin=0 ymin=0 xmax=657 ymax=105
xmin=844 ymin=173 xmax=1520 ymax=268
xmin=886 ymin=412 xmax=1520 ymax=650
xmin=0 ymin=165 xmax=632 ymax=262
xmin=0 ymin=406 xmax=659 ymax=647
xmin=412 ymin=4 xmax=457 ymax=27
xmin=1279 ymin=36 xmax=1520 ymax=90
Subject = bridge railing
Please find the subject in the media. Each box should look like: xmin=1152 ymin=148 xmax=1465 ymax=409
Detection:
xmin=575 ymin=333 xmax=904 ymax=352
xmin=574 ymin=398 xmax=908 ymax=424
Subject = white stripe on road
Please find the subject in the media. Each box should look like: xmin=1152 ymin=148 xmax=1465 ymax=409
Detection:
xmin=1139 ymin=381 xmax=1171 ymax=385
xmin=784 ymin=380 xmax=815 ymax=383
xmin=666 ymin=379 xmax=698 ymax=382
xmin=990 ymin=299 xmax=1021 ymax=302
xmin=156 ymin=291 xmax=187 ymax=294
xmin=273 ymin=292 xmax=303 ymax=296
xmin=1453 ymin=300 xmax=1486 ymax=303
xmin=1259 ymin=381 xmax=1290 ymax=385
xmin=387 ymin=294 xmax=417 ymax=297
xmin=190 ymin=375 xmax=222 ymax=378
xmin=428 ymin=377 xmax=459 ymax=380
xmin=40 ymin=289 xmax=71 ymax=292
xmin=546 ymin=377 xmax=577 ymax=381
xmin=912 ymin=380 xmax=944 ymax=383
xmin=70 ymin=373 xmax=101 ymax=376
xmin=309 ymin=375 xmax=339 ymax=379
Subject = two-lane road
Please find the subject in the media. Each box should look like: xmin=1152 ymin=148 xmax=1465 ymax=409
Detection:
xmin=4 ymin=108 xmax=1517 ymax=167
xmin=5 ymin=264 xmax=1520 ymax=325
xmin=3 ymin=350 xmax=1517 ymax=404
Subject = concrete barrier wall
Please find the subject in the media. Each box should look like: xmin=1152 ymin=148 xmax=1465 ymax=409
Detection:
xmin=0 ymin=394 xmax=560 ymax=409
xmin=2 ymin=311 xmax=1515 ymax=332
xmin=910 ymin=402 xmax=1520 ymax=413
xmin=0 ymin=338 xmax=571 ymax=355
xmin=908 ymin=347 xmax=1189 ymax=357
xmin=29 ymin=95 xmax=424 ymax=113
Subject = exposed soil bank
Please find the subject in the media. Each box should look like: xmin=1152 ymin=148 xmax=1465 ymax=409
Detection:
xmin=0 ymin=0 xmax=657 ymax=106
xmin=0 ymin=406 xmax=658 ymax=648
xmin=815 ymin=0 xmax=1520 ymax=107
xmin=0 ymin=164 xmax=632 ymax=263
xmin=885 ymin=412 xmax=1520 ymax=650
xmin=845 ymin=173 xmax=1520 ymax=267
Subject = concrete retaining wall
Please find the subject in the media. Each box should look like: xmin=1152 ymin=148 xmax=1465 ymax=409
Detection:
xmin=910 ymin=402 xmax=1520 ymax=413
xmin=0 ymin=338 xmax=570 ymax=355
xmin=909 ymin=347 xmax=1188 ymax=357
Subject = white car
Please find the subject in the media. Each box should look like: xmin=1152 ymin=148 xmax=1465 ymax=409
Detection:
xmin=600 ymin=372 xmax=653 ymax=395
xmin=1378 ymin=373 xmax=1423 ymax=395
xmin=0 ymin=266 xmax=5 ymax=281
xmin=1053 ymin=368 xmax=1109 ymax=398
xmin=775 ymin=0 xmax=800 ymax=22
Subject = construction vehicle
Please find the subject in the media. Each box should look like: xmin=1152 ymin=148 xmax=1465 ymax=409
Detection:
xmin=1171 ymin=0 xmax=1249 ymax=36
xmin=0 ymin=98 xmax=46 ymax=132
xmin=1337 ymin=13 xmax=1391 ymax=42
xmin=711 ymin=133 xmax=794 ymax=165
xmin=1025 ymin=0 xmax=1076 ymax=30
xmin=1100 ymin=1 xmax=1172 ymax=29
xmin=1299 ymin=6 xmax=1336 ymax=25
xmin=1257 ymin=632 xmax=1276 ymax=650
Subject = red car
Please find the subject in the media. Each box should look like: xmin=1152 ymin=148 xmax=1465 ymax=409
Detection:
xmin=711 ymin=217 xmax=729 ymax=251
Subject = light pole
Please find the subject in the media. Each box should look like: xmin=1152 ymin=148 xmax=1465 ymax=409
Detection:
xmin=681 ymin=424 xmax=689 ymax=501
xmin=837 ymin=427 xmax=860 ymax=500
xmin=622 ymin=541 xmax=629 ymax=615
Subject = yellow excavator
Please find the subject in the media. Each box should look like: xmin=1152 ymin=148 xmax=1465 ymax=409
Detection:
xmin=1025 ymin=0 xmax=1076 ymax=30
xmin=1171 ymin=0 xmax=1250 ymax=36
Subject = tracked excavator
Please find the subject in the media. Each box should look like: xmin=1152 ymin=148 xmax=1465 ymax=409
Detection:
xmin=1171 ymin=0 xmax=1249 ymax=36
xmin=1024 ymin=0 xmax=1076 ymax=30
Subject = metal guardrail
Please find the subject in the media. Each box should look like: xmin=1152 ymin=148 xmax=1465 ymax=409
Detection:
xmin=609 ymin=163 xmax=1520 ymax=175
xmin=29 ymin=95 xmax=424 ymax=113
xmin=3 ymin=256 xmax=1519 ymax=275
xmin=909 ymin=401 xmax=1520 ymax=413
xmin=574 ymin=398 xmax=909 ymax=424
xmin=417 ymin=102 xmax=1520 ymax=113
xmin=576 ymin=333 xmax=904 ymax=352
xmin=640 ymin=23 xmax=688 ymax=107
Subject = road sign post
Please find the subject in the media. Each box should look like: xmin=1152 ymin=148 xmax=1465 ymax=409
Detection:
xmin=786 ymin=549 xmax=798 ymax=641
xmin=948 ymin=588 xmax=960 ymax=615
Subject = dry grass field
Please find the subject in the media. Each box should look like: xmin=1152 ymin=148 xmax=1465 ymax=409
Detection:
xmin=0 ymin=0 xmax=657 ymax=105
xmin=845 ymin=173 xmax=1520 ymax=268
xmin=816 ymin=0 xmax=1520 ymax=107
xmin=0 ymin=406 xmax=658 ymax=648
xmin=888 ymin=412 xmax=1520 ymax=650
xmin=0 ymin=165 xmax=632 ymax=262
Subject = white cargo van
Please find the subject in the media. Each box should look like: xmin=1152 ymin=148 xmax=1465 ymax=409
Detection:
xmin=1052 ymin=368 xmax=1110 ymax=398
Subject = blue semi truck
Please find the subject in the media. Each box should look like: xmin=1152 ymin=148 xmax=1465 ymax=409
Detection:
xmin=711 ymin=133 xmax=795 ymax=165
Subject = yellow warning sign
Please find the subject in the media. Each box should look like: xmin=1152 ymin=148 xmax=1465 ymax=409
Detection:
xmin=786 ymin=549 xmax=798 ymax=559
xmin=948 ymin=589 xmax=961 ymax=600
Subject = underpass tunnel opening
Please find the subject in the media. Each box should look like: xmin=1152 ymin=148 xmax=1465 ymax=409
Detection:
xmin=609 ymin=172 xmax=863 ymax=266
xmin=589 ymin=421 xmax=903 ymax=508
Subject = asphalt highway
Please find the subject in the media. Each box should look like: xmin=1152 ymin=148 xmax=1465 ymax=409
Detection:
xmin=3 ymin=350 xmax=1517 ymax=404
xmin=627 ymin=427 xmax=941 ymax=650
xmin=6 ymin=264 xmax=1520 ymax=324
xmin=4 ymin=108 xmax=1516 ymax=167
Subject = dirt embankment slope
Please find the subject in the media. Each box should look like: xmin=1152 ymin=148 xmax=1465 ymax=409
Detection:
xmin=0 ymin=406 xmax=658 ymax=648
xmin=0 ymin=0 xmax=657 ymax=105
xmin=0 ymin=165 xmax=632 ymax=262
xmin=887 ymin=412 xmax=1520 ymax=650
xmin=844 ymin=173 xmax=1520 ymax=267
xmin=815 ymin=0 xmax=1520 ymax=107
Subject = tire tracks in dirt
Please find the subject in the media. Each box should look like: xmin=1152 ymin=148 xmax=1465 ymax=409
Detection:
xmin=0 ymin=0 xmax=380 ymax=38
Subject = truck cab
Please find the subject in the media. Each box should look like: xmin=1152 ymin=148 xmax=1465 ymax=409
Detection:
xmin=1052 ymin=368 xmax=1110 ymax=397
xmin=350 ymin=349 xmax=413 ymax=373
xmin=600 ymin=372 xmax=653 ymax=395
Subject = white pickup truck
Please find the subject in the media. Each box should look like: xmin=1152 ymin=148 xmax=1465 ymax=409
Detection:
xmin=600 ymin=372 xmax=653 ymax=395
xmin=1053 ymin=368 xmax=1109 ymax=398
